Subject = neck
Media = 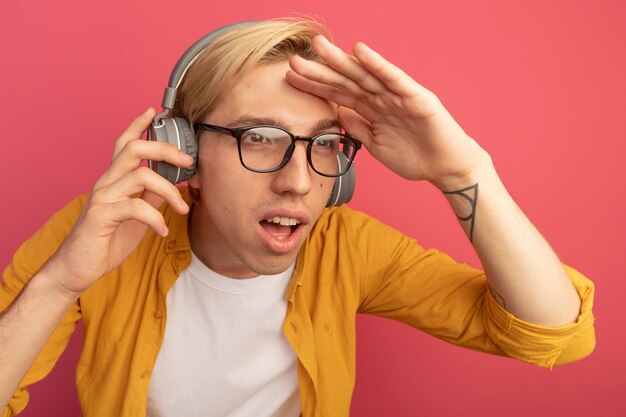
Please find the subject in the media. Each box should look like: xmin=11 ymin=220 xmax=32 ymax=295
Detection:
xmin=188 ymin=204 xmax=259 ymax=279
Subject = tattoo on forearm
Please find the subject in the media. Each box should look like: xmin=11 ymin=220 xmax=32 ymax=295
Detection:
xmin=443 ymin=183 xmax=479 ymax=242
xmin=488 ymin=285 xmax=506 ymax=308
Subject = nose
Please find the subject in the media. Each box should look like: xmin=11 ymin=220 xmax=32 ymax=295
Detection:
xmin=271 ymin=142 xmax=313 ymax=197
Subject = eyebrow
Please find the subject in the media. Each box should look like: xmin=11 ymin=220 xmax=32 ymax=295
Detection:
xmin=226 ymin=115 xmax=341 ymax=133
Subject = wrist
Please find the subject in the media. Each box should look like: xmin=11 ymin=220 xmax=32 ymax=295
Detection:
xmin=431 ymin=148 xmax=494 ymax=192
xmin=34 ymin=256 xmax=84 ymax=303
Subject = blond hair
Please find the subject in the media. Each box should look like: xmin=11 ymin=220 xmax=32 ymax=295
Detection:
xmin=174 ymin=19 xmax=331 ymax=128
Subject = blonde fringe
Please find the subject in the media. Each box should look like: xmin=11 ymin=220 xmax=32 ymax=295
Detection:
xmin=174 ymin=18 xmax=332 ymax=129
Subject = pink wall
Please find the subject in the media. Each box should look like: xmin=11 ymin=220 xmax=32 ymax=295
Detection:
xmin=1 ymin=0 xmax=624 ymax=416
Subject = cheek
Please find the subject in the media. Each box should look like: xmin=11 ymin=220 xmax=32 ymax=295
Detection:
xmin=314 ymin=177 xmax=335 ymax=205
xmin=197 ymin=145 xmax=243 ymax=192
xmin=200 ymin=156 xmax=268 ymax=212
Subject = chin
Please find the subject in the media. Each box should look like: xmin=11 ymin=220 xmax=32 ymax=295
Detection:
xmin=247 ymin=254 xmax=298 ymax=277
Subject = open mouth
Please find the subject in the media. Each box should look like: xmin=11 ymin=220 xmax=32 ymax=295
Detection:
xmin=260 ymin=216 xmax=302 ymax=240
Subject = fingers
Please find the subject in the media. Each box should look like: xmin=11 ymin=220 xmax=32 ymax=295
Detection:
xmin=98 ymin=139 xmax=193 ymax=189
xmin=104 ymin=107 xmax=193 ymax=191
xmin=290 ymin=35 xmax=427 ymax=101
xmin=289 ymin=54 xmax=369 ymax=97
xmin=310 ymin=36 xmax=387 ymax=94
xmin=112 ymin=108 xmax=156 ymax=160
xmin=352 ymin=41 xmax=423 ymax=97
xmin=86 ymin=198 xmax=170 ymax=238
xmin=90 ymin=110 xmax=193 ymax=231
xmin=285 ymin=69 xmax=359 ymax=109
xmin=86 ymin=164 xmax=190 ymax=243
xmin=92 ymin=166 xmax=189 ymax=214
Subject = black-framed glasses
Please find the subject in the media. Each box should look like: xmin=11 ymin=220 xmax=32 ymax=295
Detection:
xmin=194 ymin=123 xmax=362 ymax=177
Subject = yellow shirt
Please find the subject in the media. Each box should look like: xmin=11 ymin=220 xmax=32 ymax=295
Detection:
xmin=1 ymin=190 xmax=596 ymax=417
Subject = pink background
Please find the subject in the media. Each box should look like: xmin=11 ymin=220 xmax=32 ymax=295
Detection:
xmin=1 ymin=0 xmax=624 ymax=416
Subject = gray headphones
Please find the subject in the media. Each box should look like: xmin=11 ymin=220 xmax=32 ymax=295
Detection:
xmin=148 ymin=21 xmax=356 ymax=207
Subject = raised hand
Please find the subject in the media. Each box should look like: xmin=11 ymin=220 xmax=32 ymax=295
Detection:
xmin=286 ymin=35 xmax=487 ymax=190
xmin=47 ymin=109 xmax=193 ymax=297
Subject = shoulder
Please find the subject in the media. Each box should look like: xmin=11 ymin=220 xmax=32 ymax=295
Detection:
xmin=314 ymin=205 xmax=377 ymax=231
xmin=313 ymin=205 xmax=409 ymax=244
xmin=305 ymin=205 xmax=421 ymax=270
xmin=25 ymin=193 xmax=90 ymax=247
xmin=49 ymin=193 xmax=90 ymax=227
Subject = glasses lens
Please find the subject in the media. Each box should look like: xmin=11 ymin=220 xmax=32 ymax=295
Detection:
xmin=239 ymin=127 xmax=292 ymax=171
xmin=310 ymin=134 xmax=356 ymax=176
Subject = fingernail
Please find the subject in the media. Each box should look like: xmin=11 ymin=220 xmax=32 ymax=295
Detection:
xmin=180 ymin=199 xmax=189 ymax=212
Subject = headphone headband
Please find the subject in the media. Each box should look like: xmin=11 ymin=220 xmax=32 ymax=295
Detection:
xmin=158 ymin=21 xmax=259 ymax=117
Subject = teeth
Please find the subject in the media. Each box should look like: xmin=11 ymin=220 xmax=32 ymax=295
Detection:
xmin=266 ymin=216 xmax=301 ymax=226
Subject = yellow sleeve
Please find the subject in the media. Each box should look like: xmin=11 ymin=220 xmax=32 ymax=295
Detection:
xmin=350 ymin=210 xmax=595 ymax=369
xmin=1 ymin=195 xmax=86 ymax=416
xmin=484 ymin=264 xmax=595 ymax=368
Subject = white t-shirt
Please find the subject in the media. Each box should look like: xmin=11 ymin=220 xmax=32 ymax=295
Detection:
xmin=146 ymin=252 xmax=300 ymax=417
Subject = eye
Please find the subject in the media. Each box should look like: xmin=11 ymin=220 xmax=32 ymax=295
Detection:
xmin=313 ymin=134 xmax=341 ymax=150
xmin=241 ymin=131 xmax=271 ymax=145
xmin=315 ymin=138 xmax=332 ymax=147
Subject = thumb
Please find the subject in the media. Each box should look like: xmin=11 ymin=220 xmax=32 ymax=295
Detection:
xmin=337 ymin=106 xmax=373 ymax=148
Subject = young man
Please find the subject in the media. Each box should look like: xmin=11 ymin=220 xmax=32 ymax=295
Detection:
xmin=0 ymin=19 xmax=594 ymax=416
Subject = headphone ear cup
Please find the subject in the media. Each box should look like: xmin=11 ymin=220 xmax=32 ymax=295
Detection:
xmin=327 ymin=153 xmax=356 ymax=207
xmin=148 ymin=117 xmax=198 ymax=184
xmin=174 ymin=117 xmax=198 ymax=182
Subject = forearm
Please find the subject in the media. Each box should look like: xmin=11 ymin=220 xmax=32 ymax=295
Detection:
xmin=440 ymin=150 xmax=581 ymax=327
xmin=0 ymin=264 xmax=78 ymax=409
